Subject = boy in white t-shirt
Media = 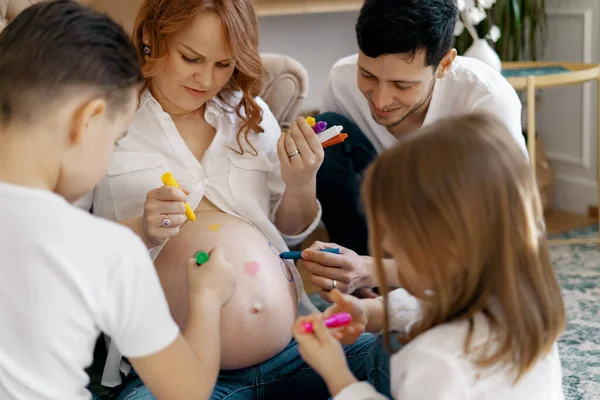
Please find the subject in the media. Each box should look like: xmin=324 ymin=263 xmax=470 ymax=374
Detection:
xmin=313 ymin=0 xmax=527 ymax=259
xmin=0 ymin=2 xmax=235 ymax=399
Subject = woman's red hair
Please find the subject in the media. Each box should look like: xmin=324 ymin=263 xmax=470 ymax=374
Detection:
xmin=132 ymin=0 xmax=264 ymax=153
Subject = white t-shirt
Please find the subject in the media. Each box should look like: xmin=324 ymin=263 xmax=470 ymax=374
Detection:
xmin=336 ymin=290 xmax=564 ymax=400
xmin=322 ymin=54 xmax=527 ymax=156
xmin=0 ymin=183 xmax=180 ymax=400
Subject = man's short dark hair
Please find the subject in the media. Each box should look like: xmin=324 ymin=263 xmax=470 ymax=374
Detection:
xmin=356 ymin=0 xmax=458 ymax=67
xmin=0 ymin=0 xmax=143 ymax=125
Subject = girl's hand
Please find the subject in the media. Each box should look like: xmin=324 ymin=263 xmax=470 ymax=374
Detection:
xmin=322 ymin=289 xmax=369 ymax=345
xmin=293 ymin=314 xmax=357 ymax=396
xmin=277 ymin=117 xmax=324 ymax=188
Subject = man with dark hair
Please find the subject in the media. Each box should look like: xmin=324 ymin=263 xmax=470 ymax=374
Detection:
xmin=305 ymin=0 xmax=526 ymax=298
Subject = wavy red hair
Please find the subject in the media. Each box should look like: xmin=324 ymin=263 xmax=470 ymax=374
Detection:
xmin=132 ymin=0 xmax=264 ymax=153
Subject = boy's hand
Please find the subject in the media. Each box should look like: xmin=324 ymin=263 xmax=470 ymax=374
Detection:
xmin=186 ymin=246 xmax=236 ymax=307
xmin=322 ymin=289 xmax=369 ymax=345
xmin=293 ymin=314 xmax=357 ymax=396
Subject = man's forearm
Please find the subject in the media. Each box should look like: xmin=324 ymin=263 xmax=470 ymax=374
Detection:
xmin=362 ymin=257 xmax=400 ymax=288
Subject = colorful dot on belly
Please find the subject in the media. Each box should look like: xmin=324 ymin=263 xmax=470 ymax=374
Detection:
xmin=243 ymin=261 xmax=261 ymax=278
xmin=207 ymin=224 xmax=222 ymax=232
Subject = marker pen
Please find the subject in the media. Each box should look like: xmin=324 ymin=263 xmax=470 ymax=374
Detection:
xmin=303 ymin=312 xmax=352 ymax=333
xmin=279 ymin=248 xmax=340 ymax=260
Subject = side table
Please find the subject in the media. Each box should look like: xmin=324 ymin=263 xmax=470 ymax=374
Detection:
xmin=501 ymin=62 xmax=600 ymax=245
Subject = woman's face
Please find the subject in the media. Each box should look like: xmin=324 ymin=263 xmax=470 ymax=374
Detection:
xmin=148 ymin=11 xmax=236 ymax=114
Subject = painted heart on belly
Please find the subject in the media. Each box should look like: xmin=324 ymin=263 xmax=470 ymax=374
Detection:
xmin=243 ymin=260 xmax=261 ymax=278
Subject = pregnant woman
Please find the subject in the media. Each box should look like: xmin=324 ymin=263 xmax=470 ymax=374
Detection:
xmin=78 ymin=0 xmax=377 ymax=398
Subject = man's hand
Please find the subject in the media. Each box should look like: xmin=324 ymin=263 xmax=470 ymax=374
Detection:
xmin=299 ymin=242 xmax=378 ymax=302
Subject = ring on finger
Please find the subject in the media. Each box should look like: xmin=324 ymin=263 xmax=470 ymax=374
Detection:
xmin=331 ymin=278 xmax=337 ymax=290
xmin=162 ymin=214 xmax=171 ymax=227
xmin=288 ymin=149 xmax=300 ymax=159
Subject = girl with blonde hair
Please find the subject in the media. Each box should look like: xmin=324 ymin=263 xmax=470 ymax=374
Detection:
xmin=294 ymin=113 xmax=565 ymax=399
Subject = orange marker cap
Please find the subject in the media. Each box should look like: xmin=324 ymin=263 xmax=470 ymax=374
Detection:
xmin=322 ymin=133 xmax=348 ymax=149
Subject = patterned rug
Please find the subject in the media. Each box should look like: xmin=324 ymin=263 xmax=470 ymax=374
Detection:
xmin=310 ymin=224 xmax=600 ymax=399
xmin=550 ymin=225 xmax=600 ymax=399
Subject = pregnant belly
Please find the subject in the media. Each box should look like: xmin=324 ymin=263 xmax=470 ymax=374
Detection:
xmin=155 ymin=210 xmax=298 ymax=370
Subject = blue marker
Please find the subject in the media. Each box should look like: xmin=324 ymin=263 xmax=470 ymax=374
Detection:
xmin=279 ymin=248 xmax=340 ymax=260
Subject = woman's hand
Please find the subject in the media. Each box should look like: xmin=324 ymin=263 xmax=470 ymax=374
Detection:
xmin=293 ymin=314 xmax=357 ymax=396
xmin=322 ymin=289 xmax=369 ymax=345
xmin=277 ymin=117 xmax=324 ymax=188
xmin=142 ymin=185 xmax=190 ymax=248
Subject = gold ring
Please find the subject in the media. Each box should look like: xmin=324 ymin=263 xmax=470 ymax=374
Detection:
xmin=288 ymin=149 xmax=300 ymax=159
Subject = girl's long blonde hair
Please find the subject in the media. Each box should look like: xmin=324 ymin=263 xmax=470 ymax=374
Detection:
xmin=363 ymin=113 xmax=565 ymax=381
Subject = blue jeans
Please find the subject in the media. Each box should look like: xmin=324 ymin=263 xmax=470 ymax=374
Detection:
xmin=366 ymin=333 xmax=403 ymax=399
xmin=117 ymin=333 xmax=390 ymax=400
xmin=315 ymin=113 xmax=377 ymax=255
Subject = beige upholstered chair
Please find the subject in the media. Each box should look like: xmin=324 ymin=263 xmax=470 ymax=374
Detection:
xmin=0 ymin=0 xmax=309 ymax=129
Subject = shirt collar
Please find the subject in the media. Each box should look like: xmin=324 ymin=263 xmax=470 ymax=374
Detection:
xmin=138 ymin=87 xmax=242 ymax=114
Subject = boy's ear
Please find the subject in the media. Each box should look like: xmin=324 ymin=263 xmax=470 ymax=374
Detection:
xmin=69 ymin=98 xmax=106 ymax=145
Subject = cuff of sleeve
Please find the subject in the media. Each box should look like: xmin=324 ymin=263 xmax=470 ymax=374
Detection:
xmin=382 ymin=288 xmax=421 ymax=333
xmin=334 ymin=382 xmax=384 ymax=400
xmin=120 ymin=320 xmax=180 ymax=359
xmin=275 ymin=200 xmax=323 ymax=247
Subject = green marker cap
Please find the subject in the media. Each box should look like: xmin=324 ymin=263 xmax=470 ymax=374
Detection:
xmin=195 ymin=251 xmax=210 ymax=265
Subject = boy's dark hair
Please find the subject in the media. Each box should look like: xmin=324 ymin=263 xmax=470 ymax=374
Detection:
xmin=0 ymin=0 xmax=143 ymax=125
xmin=356 ymin=0 xmax=458 ymax=67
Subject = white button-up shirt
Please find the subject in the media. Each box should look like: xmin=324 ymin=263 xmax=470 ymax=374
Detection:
xmin=78 ymin=89 xmax=320 ymax=386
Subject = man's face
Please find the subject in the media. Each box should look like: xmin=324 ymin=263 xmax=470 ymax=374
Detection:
xmin=357 ymin=50 xmax=439 ymax=129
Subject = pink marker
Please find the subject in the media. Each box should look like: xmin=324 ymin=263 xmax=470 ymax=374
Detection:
xmin=303 ymin=312 xmax=352 ymax=333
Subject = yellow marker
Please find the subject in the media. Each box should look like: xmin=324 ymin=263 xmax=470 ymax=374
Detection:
xmin=160 ymin=172 xmax=196 ymax=221
xmin=306 ymin=117 xmax=316 ymax=127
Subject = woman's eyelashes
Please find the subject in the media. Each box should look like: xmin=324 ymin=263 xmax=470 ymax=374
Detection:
xmin=180 ymin=54 xmax=232 ymax=68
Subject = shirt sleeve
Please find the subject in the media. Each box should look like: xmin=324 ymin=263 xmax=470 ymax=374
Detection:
xmin=334 ymin=382 xmax=389 ymax=400
xmin=393 ymin=348 xmax=470 ymax=399
xmin=98 ymin=235 xmax=180 ymax=358
xmin=321 ymin=66 xmax=347 ymax=116
xmin=258 ymin=97 xmax=323 ymax=247
xmin=385 ymin=288 xmax=422 ymax=333
xmin=472 ymin=91 xmax=528 ymax=159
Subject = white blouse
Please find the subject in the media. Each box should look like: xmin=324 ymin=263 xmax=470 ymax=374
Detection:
xmin=336 ymin=290 xmax=564 ymax=400
xmin=77 ymin=88 xmax=321 ymax=386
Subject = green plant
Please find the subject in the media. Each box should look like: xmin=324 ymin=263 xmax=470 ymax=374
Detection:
xmin=454 ymin=0 xmax=547 ymax=61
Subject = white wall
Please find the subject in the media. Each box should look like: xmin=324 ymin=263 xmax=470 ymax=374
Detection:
xmin=258 ymin=12 xmax=359 ymax=111
xmin=258 ymin=6 xmax=600 ymax=214
xmin=537 ymin=0 xmax=600 ymax=213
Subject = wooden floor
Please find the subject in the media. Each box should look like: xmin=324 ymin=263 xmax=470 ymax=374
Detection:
xmin=545 ymin=210 xmax=597 ymax=235
xmin=298 ymin=210 xmax=597 ymax=295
